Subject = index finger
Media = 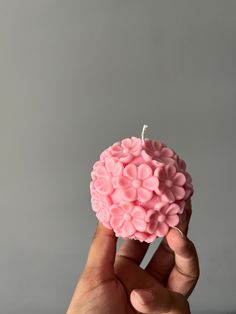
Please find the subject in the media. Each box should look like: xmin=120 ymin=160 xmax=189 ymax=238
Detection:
xmin=85 ymin=223 xmax=117 ymax=276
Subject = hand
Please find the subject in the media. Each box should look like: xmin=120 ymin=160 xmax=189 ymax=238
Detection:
xmin=67 ymin=199 xmax=199 ymax=314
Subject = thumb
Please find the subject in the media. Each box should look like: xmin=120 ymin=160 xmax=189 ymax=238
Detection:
xmin=85 ymin=222 xmax=117 ymax=277
xmin=130 ymin=288 xmax=190 ymax=314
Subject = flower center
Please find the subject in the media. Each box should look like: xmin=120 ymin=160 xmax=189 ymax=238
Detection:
xmin=154 ymin=150 xmax=160 ymax=157
xmin=132 ymin=179 xmax=141 ymax=188
xmin=165 ymin=179 xmax=173 ymax=188
xmin=124 ymin=213 xmax=131 ymax=221
xmin=157 ymin=214 xmax=166 ymax=222
xmin=123 ymin=148 xmax=129 ymax=153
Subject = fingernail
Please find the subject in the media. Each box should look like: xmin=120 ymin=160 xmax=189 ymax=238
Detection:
xmin=133 ymin=289 xmax=154 ymax=305
xmin=173 ymin=227 xmax=185 ymax=239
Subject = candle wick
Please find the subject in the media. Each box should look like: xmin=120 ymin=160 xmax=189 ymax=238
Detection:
xmin=141 ymin=124 xmax=148 ymax=143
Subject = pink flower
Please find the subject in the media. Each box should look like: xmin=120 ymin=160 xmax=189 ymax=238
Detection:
xmin=130 ymin=231 xmax=156 ymax=243
xmin=91 ymin=160 xmax=104 ymax=180
xmin=183 ymin=171 xmax=193 ymax=200
xmin=110 ymin=202 xmax=147 ymax=237
xmin=92 ymin=158 xmax=123 ymax=195
xmin=114 ymin=163 xmax=159 ymax=202
xmin=176 ymin=156 xmax=187 ymax=171
xmin=155 ymin=165 xmax=186 ymax=202
xmin=91 ymin=190 xmax=112 ymax=228
xmin=142 ymin=139 xmax=175 ymax=164
xmin=110 ymin=137 xmax=142 ymax=163
xmin=175 ymin=199 xmax=186 ymax=214
xmin=146 ymin=203 xmax=181 ymax=237
xmin=100 ymin=148 xmax=112 ymax=161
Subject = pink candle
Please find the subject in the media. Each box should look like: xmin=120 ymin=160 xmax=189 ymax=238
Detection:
xmin=90 ymin=125 xmax=193 ymax=243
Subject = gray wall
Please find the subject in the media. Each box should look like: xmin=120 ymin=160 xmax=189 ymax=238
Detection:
xmin=1 ymin=1 xmax=236 ymax=313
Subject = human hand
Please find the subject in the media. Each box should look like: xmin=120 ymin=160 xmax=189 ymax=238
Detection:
xmin=67 ymin=199 xmax=199 ymax=314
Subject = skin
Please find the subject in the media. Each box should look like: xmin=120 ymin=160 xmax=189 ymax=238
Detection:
xmin=67 ymin=199 xmax=199 ymax=314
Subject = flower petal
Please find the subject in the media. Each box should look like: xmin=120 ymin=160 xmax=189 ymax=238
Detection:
xmin=184 ymin=188 xmax=192 ymax=200
xmin=176 ymin=200 xmax=186 ymax=214
xmin=166 ymin=214 xmax=179 ymax=227
xmin=132 ymin=218 xmax=147 ymax=232
xmin=131 ymin=206 xmax=146 ymax=219
xmin=157 ymin=167 xmax=166 ymax=180
xmin=156 ymin=182 xmax=166 ymax=195
xmin=185 ymin=172 xmax=192 ymax=184
xmin=110 ymin=216 xmax=123 ymax=229
xmin=172 ymin=186 xmax=185 ymax=200
xmin=154 ymin=140 xmax=162 ymax=151
xmin=166 ymin=165 xmax=176 ymax=178
xmin=147 ymin=221 xmax=158 ymax=233
xmin=122 ymin=221 xmax=136 ymax=236
xmin=110 ymin=189 xmax=124 ymax=203
xmin=91 ymin=170 xmax=97 ymax=180
xmin=93 ymin=160 xmax=104 ymax=169
xmin=173 ymin=172 xmax=186 ymax=186
xmin=130 ymin=138 xmax=142 ymax=155
xmin=111 ymin=143 xmax=122 ymax=153
xmin=141 ymin=149 xmax=152 ymax=161
xmin=144 ymin=139 xmax=153 ymax=151
xmin=161 ymin=147 xmax=174 ymax=157
xmin=94 ymin=178 xmax=113 ymax=195
xmin=124 ymin=164 xmax=137 ymax=179
xmin=146 ymin=209 xmax=157 ymax=222
xmin=97 ymin=209 xmax=110 ymax=222
xmin=177 ymin=158 xmax=186 ymax=171
xmin=162 ymin=189 xmax=175 ymax=202
xmin=156 ymin=222 xmax=169 ymax=236
xmin=137 ymin=187 xmax=153 ymax=202
xmin=143 ymin=176 xmax=159 ymax=191
xmin=120 ymin=202 xmax=134 ymax=213
xmin=116 ymin=177 xmax=131 ymax=189
xmin=123 ymin=187 xmax=137 ymax=202
xmin=121 ymin=138 xmax=132 ymax=149
xmin=165 ymin=203 xmax=180 ymax=215
xmin=95 ymin=166 xmax=108 ymax=177
xmin=154 ymin=202 xmax=167 ymax=212
xmin=100 ymin=149 xmax=111 ymax=161
xmin=110 ymin=205 xmax=124 ymax=215
xmin=145 ymin=234 xmax=157 ymax=243
xmin=138 ymin=164 xmax=152 ymax=180
xmin=105 ymin=158 xmax=115 ymax=173
xmin=113 ymin=162 xmax=124 ymax=176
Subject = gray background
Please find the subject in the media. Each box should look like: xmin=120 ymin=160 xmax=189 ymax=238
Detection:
xmin=1 ymin=1 xmax=236 ymax=313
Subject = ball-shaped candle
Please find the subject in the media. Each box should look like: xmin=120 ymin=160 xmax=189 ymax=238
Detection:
xmin=90 ymin=126 xmax=193 ymax=243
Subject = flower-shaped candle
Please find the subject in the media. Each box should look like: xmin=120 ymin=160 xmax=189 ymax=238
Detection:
xmin=90 ymin=125 xmax=193 ymax=243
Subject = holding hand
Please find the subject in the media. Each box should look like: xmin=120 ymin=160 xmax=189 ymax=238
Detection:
xmin=67 ymin=200 xmax=199 ymax=314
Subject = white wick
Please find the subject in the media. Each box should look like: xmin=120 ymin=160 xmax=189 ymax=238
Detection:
xmin=141 ymin=124 xmax=148 ymax=143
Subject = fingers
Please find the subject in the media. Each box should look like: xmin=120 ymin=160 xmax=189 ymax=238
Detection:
xmin=145 ymin=236 xmax=175 ymax=283
xmin=85 ymin=222 xmax=117 ymax=277
xmin=115 ymin=254 xmax=190 ymax=314
xmin=67 ymin=223 xmax=117 ymax=312
xmin=145 ymin=199 xmax=192 ymax=283
xmin=130 ymin=288 xmax=190 ymax=314
xmin=166 ymin=228 xmax=200 ymax=298
xmin=177 ymin=199 xmax=192 ymax=235
xmin=117 ymin=238 xmax=149 ymax=265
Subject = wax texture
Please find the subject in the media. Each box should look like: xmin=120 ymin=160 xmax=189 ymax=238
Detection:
xmin=90 ymin=137 xmax=193 ymax=243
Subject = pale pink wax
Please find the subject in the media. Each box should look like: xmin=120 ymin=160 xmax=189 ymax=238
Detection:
xmin=90 ymin=137 xmax=193 ymax=243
